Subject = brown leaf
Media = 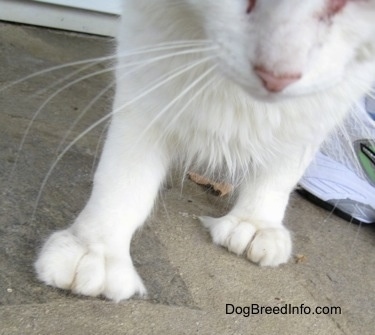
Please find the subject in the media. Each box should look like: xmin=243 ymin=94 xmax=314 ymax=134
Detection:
xmin=187 ymin=172 xmax=234 ymax=197
xmin=295 ymin=254 xmax=307 ymax=264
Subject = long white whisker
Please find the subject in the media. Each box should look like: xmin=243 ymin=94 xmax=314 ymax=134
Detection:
xmin=166 ymin=75 xmax=219 ymax=183
xmin=55 ymin=57 xmax=204 ymax=155
xmin=6 ymin=66 xmax=117 ymax=188
xmin=124 ymin=56 xmax=213 ymax=105
xmin=0 ymin=41 xmax=212 ymax=92
xmin=42 ymin=40 xmax=211 ymax=98
xmin=47 ymin=48 xmax=217 ymax=156
xmin=31 ymin=50 xmax=215 ymax=219
xmin=34 ymin=61 xmax=102 ymax=96
xmin=9 ymin=45 xmax=215 ymax=187
xmin=54 ymin=78 xmax=117 ymax=155
xmin=138 ymin=63 xmax=217 ymax=145
xmin=167 ymin=74 xmax=219 ymax=131
xmin=0 ymin=56 xmax=115 ymax=92
xmin=90 ymin=121 xmax=110 ymax=177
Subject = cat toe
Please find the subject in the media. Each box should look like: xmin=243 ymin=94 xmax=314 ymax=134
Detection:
xmin=35 ymin=229 xmax=86 ymax=290
xmin=103 ymin=260 xmax=147 ymax=302
xmin=246 ymin=227 xmax=292 ymax=267
xmin=201 ymin=215 xmax=291 ymax=266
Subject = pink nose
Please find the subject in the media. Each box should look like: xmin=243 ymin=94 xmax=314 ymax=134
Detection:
xmin=254 ymin=66 xmax=301 ymax=93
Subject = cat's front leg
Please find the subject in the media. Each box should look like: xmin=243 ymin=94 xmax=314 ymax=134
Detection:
xmin=201 ymin=152 xmax=314 ymax=267
xmin=35 ymin=116 xmax=169 ymax=301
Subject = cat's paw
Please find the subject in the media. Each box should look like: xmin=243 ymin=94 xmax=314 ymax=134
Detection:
xmin=200 ymin=216 xmax=291 ymax=266
xmin=34 ymin=230 xmax=146 ymax=302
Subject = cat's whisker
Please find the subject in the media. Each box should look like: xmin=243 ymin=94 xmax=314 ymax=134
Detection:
xmin=0 ymin=55 xmax=115 ymax=93
xmin=0 ymin=41 xmax=212 ymax=92
xmin=163 ymin=75 xmax=220 ymax=171
xmin=9 ymin=45 xmax=215 ymax=188
xmin=31 ymin=113 xmax=107 ymax=221
xmin=52 ymin=49 xmax=216 ymax=157
xmin=134 ymin=61 xmax=217 ymax=147
xmin=3 ymin=46 xmax=216 ymax=189
xmin=348 ymin=75 xmax=375 ymax=96
xmin=34 ymin=61 xmax=103 ymax=96
xmin=115 ymin=41 xmax=213 ymax=60
xmin=6 ymin=65 xmax=117 ymax=189
xmin=90 ymin=121 xmax=111 ymax=177
xmin=113 ymin=52 xmax=216 ymax=115
xmin=117 ymin=46 xmax=216 ymax=66
xmin=349 ymin=220 xmax=363 ymax=256
xmin=164 ymin=73 xmax=218 ymax=136
xmin=32 ymin=51 xmax=215 ymax=219
xmin=53 ymin=57 xmax=196 ymax=163
xmin=54 ymin=77 xmax=117 ymax=155
xmin=168 ymin=75 xmax=222 ymax=184
xmin=120 ymin=53 xmax=215 ymax=103
xmin=55 ymin=49 xmax=215 ymax=148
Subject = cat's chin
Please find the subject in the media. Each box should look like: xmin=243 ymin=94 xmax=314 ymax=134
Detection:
xmin=239 ymin=86 xmax=301 ymax=104
xmin=241 ymin=83 xmax=333 ymax=104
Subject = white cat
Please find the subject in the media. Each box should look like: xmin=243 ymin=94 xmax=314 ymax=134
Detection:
xmin=35 ymin=0 xmax=375 ymax=301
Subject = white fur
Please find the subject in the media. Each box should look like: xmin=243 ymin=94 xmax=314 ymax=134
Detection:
xmin=35 ymin=0 xmax=375 ymax=301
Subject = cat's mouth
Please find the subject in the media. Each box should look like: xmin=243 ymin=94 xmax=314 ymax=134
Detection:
xmin=235 ymin=79 xmax=304 ymax=103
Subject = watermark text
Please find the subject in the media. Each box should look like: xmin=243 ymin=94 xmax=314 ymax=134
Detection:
xmin=226 ymin=303 xmax=342 ymax=317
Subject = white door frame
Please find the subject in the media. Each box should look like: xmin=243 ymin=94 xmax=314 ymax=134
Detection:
xmin=0 ymin=0 xmax=121 ymax=36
